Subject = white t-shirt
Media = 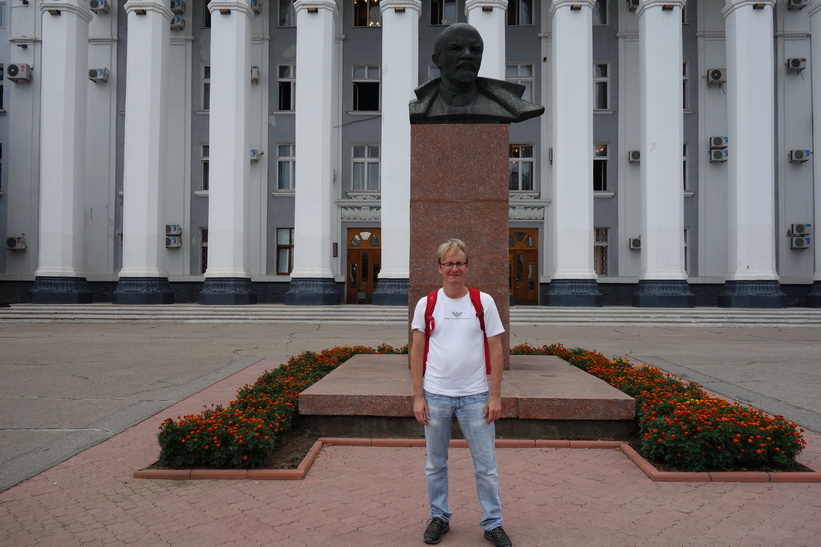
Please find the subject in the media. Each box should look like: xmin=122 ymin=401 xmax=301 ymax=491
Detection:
xmin=411 ymin=288 xmax=505 ymax=397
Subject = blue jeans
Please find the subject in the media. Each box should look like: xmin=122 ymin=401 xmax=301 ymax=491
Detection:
xmin=424 ymin=390 xmax=503 ymax=531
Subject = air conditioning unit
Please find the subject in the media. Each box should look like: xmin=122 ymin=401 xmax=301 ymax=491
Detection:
xmin=790 ymin=236 xmax=810 ymax=250
xmin=789 ymin=223 xmax=812 ymax=236
xmin=165 ymin=224 xmax=182 ymax=236
xmin=7 ymin=63 xmax=33 ymax=84
xmin=5 ymin=235 xmax=26 ymax=251
xmin=707 ymin=68 xmax=726 ymax=86
xmin=788 ymin=149 xmax=810 ymax=162
xmin=170 ymin=0 xmax=186 ymax=14
xmin=250 ymin=66 xmax=260 ymax=84
xmin=88 ymin=68 xmax=109 ymax=83
xmin=250 ymin=149 xmax=264 ymax=162
xmin=89 ymin=0 xmax=109 ymax=13
xmin=709 ymin=136 xmax=728 ymax=149
xmin=170 ymin=14 xmax=185 ymax=30
xmin=251 ymin=0 xmax=262 ymax=14
xmin=627 ymin=150 xmax=640 ymax=163
xmin=165 ymin=236 xmax=182 ymax=248
xmin=710 ymin=149 xmax=728 ymax=163
xmin=786 ymin=58 xmax=807 ymax=73
xmin=629 ymin=237 xmax=641 ymax=250
xmin=627 ymin=0 xmax=639 ymax=11
xmin=787 ymin=0 xmax=807 ymax=10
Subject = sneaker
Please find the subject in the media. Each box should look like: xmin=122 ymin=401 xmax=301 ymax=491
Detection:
xmin=423 ymin=517 xmax=450 ymax=544
xmin=484 ymin=526 xmax=512 ymax=547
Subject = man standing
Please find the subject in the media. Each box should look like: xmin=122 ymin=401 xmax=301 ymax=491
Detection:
xmin=410 ymin=239 xmax=512 ymax=546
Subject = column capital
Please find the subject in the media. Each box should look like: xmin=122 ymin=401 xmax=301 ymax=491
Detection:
xmin=380 ymin=0 xmax=422 ymax=15
xmin=808 ymin=0 xmax=821 ymax=16
xmin=722 ymin=0 xmax=774 ymax=18
xmin=294 ymin=0 xmax=338 ymax=17
xmin=465 ymin=0 xmax=508 ymax=12
xmin=41 ymin=0 xmax=93 ymax=22
xmin=636 ymin=0 xmax=685 ymax=17
xmin=208 ymin=0 xmax=255 ymax=18
xmin=549 ymin=0 xmax=596 ymax=17
xmin=125 ymin=0 xmax=174 ymax=20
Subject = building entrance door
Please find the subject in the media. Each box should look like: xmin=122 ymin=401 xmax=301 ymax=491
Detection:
xmin=509 ymin=228 xmax=539 ymax=305
xmin=346 ymin=229 xmax=381 ymax=304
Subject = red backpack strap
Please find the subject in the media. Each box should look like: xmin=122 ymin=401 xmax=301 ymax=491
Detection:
xmin=469 ymin=287 xmax=491 ymax=375
xmin=423 ymin=290 xmax=437 ymax=375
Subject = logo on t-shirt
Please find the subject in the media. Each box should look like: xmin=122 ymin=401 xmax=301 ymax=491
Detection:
xmin=451 ymin=312 xmax=463 ymax=318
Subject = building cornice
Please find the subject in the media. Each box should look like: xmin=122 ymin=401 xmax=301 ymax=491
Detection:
xmin=380 ymin=0 xmax=422 ymax=14
xmin=294 ymin=0 xmax=338 ymax=17
xmin=549 ymin=0 xmax=596 ymax=17
xmin=722 ymin=0 xmax=775 ymax=18
xmin=636 ymin=0 xmax=685 ymax=18
xmin=41 ymin=0 xmax=93 ymax=22
xmin=124 ymin=0 xmax=174 ymax=20
xmin=208 ymin=0 xmax=255 ymax=18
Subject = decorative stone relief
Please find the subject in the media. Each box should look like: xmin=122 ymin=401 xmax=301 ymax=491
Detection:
xmin=509 ymin=206 xmax=544 ymax=220
xmin=341 ymin=206 xmax=381 ymax=221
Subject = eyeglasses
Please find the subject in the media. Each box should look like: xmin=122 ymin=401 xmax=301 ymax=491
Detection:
xmin=439 ymin=262 xmax=468 ymax=269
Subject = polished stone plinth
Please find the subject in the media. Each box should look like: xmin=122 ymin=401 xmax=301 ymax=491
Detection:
xmin=298 ymin=354 xmax=636 ymax=439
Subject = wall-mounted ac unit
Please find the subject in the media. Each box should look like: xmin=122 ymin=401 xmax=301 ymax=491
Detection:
xmin=250 ymin=149 xmax=264 ymax=162
xmin=7 ymin=64 xmax=32 ymax=84
xmin=790 ymin=236 xmax=810 ymax=250
xmin=170 ymin=0 xmax=186 ymax=14
xmin=165 ymin=224 xmax=182 ymax=236
xmin=170 ymin=14 xmax=185 ymax=30
xmin=709 ymin=136 xmax=728 ymax=149
xmin=629 ymin=237 xmax=641 ymax=250
xmin=628 ymin=150 xmax=640 ymax=163
xmin=250 ymin=66 xmax=260 ymax=84
xmin=165 ymin=236 xmax=181 ymax=248
xmin=786 ymin=58 xmax=807 ymax=73
xmin=5 ymin=235 xmax=26 ymax=251
xmin=707 ymin=68 xmax=726 ymax=86
xmin=90 ymin=0 xmax=109 ymax=13
xmin=788 ymin=149 xmax=810 ymax=162
xmin=710 ymin=149 xmax=728 ymax=163
xmin=251 ymin=0 xmax=262 ymax=14
xmin=789 ymin=223 xmax=812 ymax=236
xmin=627 ymin=0 xmax=639 ymax=11
xmin=88 ymin=68 xmax=109 ymax=83
xmin=787 ymin=0 xmax=807 ymax=10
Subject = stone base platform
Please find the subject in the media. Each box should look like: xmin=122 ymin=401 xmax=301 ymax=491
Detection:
xmin=298 ymin=355 xmax=636 ymax=440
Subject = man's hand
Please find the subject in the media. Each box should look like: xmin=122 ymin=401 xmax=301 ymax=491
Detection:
xmin=483 ymin=394 xmax=502 ymax=424
xmin=414 ymin=395 xmax=430 ymax=425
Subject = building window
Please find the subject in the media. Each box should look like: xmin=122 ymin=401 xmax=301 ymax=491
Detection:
xmin=506 ymin=64 xmax=534 ymax=102
xmin=202 ymin=0 xmax=211 ymax=28
xmin=354 ymin=0 xmax=382 ymax=27
xmin=277 ymin=144 xmax=295 ymax=191
xmin=276 ymin=228 xmax=294 ymax=275
xmin=428 ymin=66 xmax=441 ymax=80
xmin=593 ymin=0 xmax=607 ymax=25
xmin=277 ymin=64 xmax=296 ymax=111
xmin=0 ymin=63 xmax=4 ymax=111
xmin=278 ymin=0 xmax=295 ymax=26
xmin=201 ymin=65 xmax=211 ymax=111
xmin=593 ymin=63 xmax=609 ymax=110
xmin=0 ymin=3 xmax=6 ymax=29
xmin=682 ymin=143 xmax=689 ymax=191
xmin=594 ymin=228 xmax=609 ymax=276
xmin=683 ymin=227 xmax=690 ymax=274
xmin=507 ymin=0 xmax=532 ymax=25
xmin=352 ymin=145 xmax=380 ymax=192
xmin=509 ymin=144 xmax=534 ymax=191
xmin=200 ymin=144 xmax=210 ymax=191
xmin=199 ymin=228 xmax=209 ymax=274
xmin=682 ymin=62 xmax=690 ymax=110
xmin=0 ymin=143 xmax=3 ymax=194
xmin=430 ymin=0 xmax=457 ymax=25
xmin=593 ymin=144 xmax=609 ymax=192
xmin=352 ymin=64 xmax=380 ymax=112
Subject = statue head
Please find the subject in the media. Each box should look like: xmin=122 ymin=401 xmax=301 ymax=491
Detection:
xmin=432 ymin=23 xmax=484 ymax=93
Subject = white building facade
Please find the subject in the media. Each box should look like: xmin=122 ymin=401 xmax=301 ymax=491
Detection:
xmin=0 ymin=0 xmax=819 ymax=307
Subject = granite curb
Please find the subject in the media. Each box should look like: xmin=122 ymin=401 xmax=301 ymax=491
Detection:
xmin=133 ymin=437 xmax=821 ymax=483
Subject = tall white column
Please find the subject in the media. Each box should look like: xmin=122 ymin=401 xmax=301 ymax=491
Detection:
xmin=808 ymin=0 xmax=821 ymax=307
xmin=466 ymin=0 xmax=507 ymax=79
xmin=719 ymin=0 xmax=785 ymax=307
xmin=286 ymin=0 xmax=339 ymax=305
xmin=373 ymin=0 xmax=420 ymax=306
xmin=30 ymin=1 xmax=92 ymax=303
xmin=199 ymin=0 xmax=257 ymax=304
xmin=545 ymin=0 xmax=601 ymax=306
xmin=113 ymin=0 xmax=174 ymax=304
xmin=633 ymin=0 xmax=693 ymax=307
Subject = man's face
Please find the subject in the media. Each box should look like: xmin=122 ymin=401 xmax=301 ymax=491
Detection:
xmin=433 ymin=26 xmax=483 ymax=89
xmin=438 ymin=250 xmax=469 ymax=285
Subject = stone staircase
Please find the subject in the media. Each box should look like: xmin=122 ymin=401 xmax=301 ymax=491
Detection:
xmin=2 ymin=303 xmax=821 ymax=327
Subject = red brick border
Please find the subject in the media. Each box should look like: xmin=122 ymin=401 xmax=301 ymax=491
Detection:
xmin=133 ymin=438 xmax=821 ymax=483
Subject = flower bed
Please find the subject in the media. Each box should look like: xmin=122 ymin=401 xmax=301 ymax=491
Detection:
xmin=157 ymin=343 xmax=806 ymax=473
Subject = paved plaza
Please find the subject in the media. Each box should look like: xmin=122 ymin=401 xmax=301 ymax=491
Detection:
xmin=1 ymin=315 xmax=821 ymax=545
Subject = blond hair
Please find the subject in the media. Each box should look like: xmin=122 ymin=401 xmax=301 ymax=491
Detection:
xmin=436 ymin=238 xmax=469 ymax=264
